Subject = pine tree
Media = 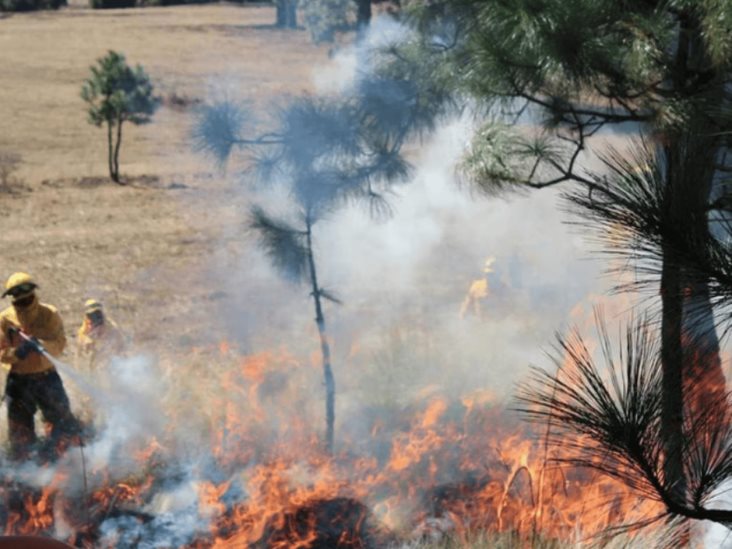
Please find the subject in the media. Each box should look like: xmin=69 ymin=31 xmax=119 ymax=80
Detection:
xmin=194 ymin=93 xmax=417 ymax=453
xmin=81 ymin=51 xmax=158 ymax=183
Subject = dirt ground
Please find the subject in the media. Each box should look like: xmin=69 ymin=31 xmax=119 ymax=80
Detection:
xmin=0 ymin=4 xmax=329 ymax=355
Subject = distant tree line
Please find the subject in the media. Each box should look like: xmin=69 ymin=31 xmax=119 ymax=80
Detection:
xmin=0 ymin=0 xmax=267 ymax=12
xmin=88 ymin=0 xmax=255 ymax=9
xmin=0 ymin=0 xmax=63 ymax=12
xmin=1 ymin=0 xmax=397 ymax=44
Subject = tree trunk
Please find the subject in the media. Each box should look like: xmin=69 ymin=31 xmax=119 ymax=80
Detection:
xmin=276 ymin=0 xmax=285 ymax=27
xmin=107 ymin=120 xmax=115 ymax=182
xmin=276 ymin=0 xmax=297 ymax=29
xmin=660 ymin=238 xmax=686 ymax=501
xmin=286 ymin=0 xmax=297 ymax=28
xmin=658 ymin=15 xmax=692 ymax=509
xmin=113 ymin=117 xmax=123 ymax=184
xmin=657 ymin=14 xmax=727 ymax=513
xmin=305 ymin=217 xmax=335 ymax=454
xmin=355 ymin=0 xmax=371 ymax=33
xmin=678 ymin=20 xmax=727 ymax=424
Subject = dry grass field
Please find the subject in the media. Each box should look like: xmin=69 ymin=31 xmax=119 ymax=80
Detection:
xmin=0 ymin=4 xmax=328 ymax=353
xmin=0 ymin=3 xmax=325 ymax=181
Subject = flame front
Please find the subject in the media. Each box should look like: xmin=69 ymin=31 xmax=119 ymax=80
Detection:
xmin=0 ymin=341 xmax=663 ymax=547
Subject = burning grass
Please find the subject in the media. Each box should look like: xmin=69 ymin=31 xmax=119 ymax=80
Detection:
xmin=392 ymin=531 xmax=564 ymax=549
xmin=0 ymin=339 xmax=665 ymax=548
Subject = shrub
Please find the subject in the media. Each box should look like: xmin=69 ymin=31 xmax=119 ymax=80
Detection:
xmin=88 ymin=0 xmax=134 ymax=9
xmin=0 ymin=152 xmax=22 ymax=191
xmin=0 ymin=0 xmax=64 ymax=12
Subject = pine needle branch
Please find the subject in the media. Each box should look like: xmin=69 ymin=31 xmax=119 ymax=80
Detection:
xmin=249 ymin=206 xmax=309 ymax=283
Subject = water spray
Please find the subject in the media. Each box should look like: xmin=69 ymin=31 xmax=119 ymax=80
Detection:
xmin=9 ymin=327 xmax=103 ymax=402
xmin=11 ymin=327 xmax=73 ymax=379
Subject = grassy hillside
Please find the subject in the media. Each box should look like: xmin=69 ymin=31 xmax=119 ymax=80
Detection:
xmin=0 ymin=4 xmax=327 ymax=350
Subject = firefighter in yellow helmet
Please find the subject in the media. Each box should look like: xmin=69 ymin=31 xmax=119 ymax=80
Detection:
xmin=76 ymin=299 xmax=125 ymax=370
xmin=459 ymin=256 xmax=496 ymax=319
xmin=0 ymin=272 xmax=81 ymax=462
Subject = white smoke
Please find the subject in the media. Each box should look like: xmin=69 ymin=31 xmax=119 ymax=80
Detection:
xmin=312 ymin=16 xmax=410 ymax=95
xmin=80 ymin=356 xmax=168 ymax=472
xmin=210 ymin=15 xmax=613 ymax=395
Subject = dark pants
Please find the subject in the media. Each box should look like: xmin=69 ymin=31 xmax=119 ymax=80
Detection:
xmin=4 ymin=370 xmax=81 ymax=461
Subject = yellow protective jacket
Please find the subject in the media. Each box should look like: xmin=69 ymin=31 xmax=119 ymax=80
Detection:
xmin=76 ymin=317 xmax=125 ymax=366
xmin=459 ymin=278 xmax=489 ymax=318
xmin=0 ymin=296 xmax=66 ymax=375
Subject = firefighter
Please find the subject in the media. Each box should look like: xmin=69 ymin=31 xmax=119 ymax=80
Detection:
xmin=76 ymin=299 xmax=125 ymax=371
xmin=0 ymin=272 xmax=81 ymax=462
xmin=459 ymin=256 xmax=495 ymax=319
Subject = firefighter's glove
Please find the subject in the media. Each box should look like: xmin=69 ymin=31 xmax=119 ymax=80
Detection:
xmin=15 ymin=338 xmax=41 ymax=360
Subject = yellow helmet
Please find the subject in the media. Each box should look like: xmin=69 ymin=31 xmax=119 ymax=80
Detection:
xmin=2 ymin=272 xmax=38 ymax=298
xmin=84 ymin=299 xmax=103 ymax=313
xmin=482 ymin=256 xmax=496 ymax=274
